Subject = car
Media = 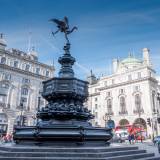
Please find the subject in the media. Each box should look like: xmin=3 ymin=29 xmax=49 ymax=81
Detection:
xmin=153 ymin=136 xmax=160 ymax=145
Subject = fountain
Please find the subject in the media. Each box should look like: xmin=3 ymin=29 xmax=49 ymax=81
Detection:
xmin=13 ymin=17 xmax=112 ymax=146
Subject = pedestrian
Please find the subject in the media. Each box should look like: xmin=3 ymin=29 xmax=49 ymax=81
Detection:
xmin=131 ymin=133 xmax=135 ymax=144
xmin=128 ymin=134 xmax=132 ymax=144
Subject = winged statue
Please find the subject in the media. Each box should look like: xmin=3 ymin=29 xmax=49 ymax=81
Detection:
xmin=50 ymin=16 xmax=77 ymax=43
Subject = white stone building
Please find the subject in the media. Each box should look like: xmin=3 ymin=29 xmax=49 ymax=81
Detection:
xmin=0 ymin=34 xmax=54 ymax=134
xmin=87 ymin=48 xmax=160 ymax=137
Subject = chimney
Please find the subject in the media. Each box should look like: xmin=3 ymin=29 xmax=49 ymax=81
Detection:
xmin=112 ymin=59 xmax=119 ymax=73
xmin=143 ymin=48 xmax=151 ymax=66
xmin=0 ymin=33 xmax=7 ymax=50
xmin=87 ymin=70 xmax=97 ymax=85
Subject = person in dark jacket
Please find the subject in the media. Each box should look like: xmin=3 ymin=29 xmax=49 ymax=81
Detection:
xmin=131 ymin=133 xmax=135 ymax=144
xmin=128 ymin=134 xmax=132 ymax=144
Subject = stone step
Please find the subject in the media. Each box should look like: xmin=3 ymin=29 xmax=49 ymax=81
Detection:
xmin=0 ymin=153 xmax=155 ymax=160
xmin=0 ymin=146 xmax=139 ymax=153
xmin=0 ymin=149 xmax=146 ymax=157
xmin=138 ymin=157 xmax=160 ymax=160
xmin=104 ymin=153 xmax=155 ymax=160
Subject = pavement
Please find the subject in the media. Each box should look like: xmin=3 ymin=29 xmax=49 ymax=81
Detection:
xmin=110 ymin=139 xmax=160 ymax=157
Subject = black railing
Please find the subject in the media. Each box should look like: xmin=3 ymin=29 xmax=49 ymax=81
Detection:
xmin=133 ymin=108 xmax=144 ymax=114
xmin=0 ymin=102 xmax=10 ymax=109
xmin=119 ymin=110 xmax=128 ymax=115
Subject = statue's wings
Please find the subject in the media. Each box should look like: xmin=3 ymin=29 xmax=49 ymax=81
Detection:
xmin=64 ymin=16 xmax=69 ymax=28
xmin=64 ymin=17 xmax=68 ymax=24
xmin=49 ymin=18 xmax=64 ymax=26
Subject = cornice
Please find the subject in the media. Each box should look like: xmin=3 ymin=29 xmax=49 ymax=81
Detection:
xmin=100 ymin=66 xmax=156 ymax=81
xmin=98 ymin=76 xmax=158 ymax=91
xmin=0 ymin=64 xmax=49 ymax=80
xmin=0 ymin=49 xmax=55 ymax=71
xmin=89 ymin=92 xmax=100 ymax=97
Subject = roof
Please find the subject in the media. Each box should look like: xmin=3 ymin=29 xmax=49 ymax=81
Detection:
xmin=121 ymin=57 xmax=142 ymax=64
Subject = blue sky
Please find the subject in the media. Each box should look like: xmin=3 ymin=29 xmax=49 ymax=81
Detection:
xmin=0 ymin=0 xmax=160 ymax=79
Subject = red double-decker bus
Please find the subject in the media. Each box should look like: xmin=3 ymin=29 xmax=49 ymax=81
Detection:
xmin=115 ymin=124 xmax=147 ymax=140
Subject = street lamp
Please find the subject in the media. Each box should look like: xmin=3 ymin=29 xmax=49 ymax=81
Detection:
xmin=37 ymin=96 xmax=41 ymax=111
xmin=103 ymin=113 xmax=110 ymax=128
xmin=19 ymin=100 xmax=24 ymax=126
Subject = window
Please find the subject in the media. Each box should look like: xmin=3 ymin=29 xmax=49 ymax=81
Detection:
xmin=104 ymin=81 xmax=107 ymax=86
xmin=1 ymin=83 xmax=9 ymax=89
xmin=95 ymin=97 xmax=98 ymax=101
xmin=25 ymin=64 xmax=30 ymax=71
xmin=95 ymin=112 xmax=98 ymax=118
xmin=14 ymin=61 xmax=18 ymax=68
xmin=106 ymin=91 xmax=111 ymax=97
xmin=0 ymin=95 xmax=7 ymax=103
xmin=46 ymin=71 xmax=49 ymax=77
xmin=20 ymin=97 xmax=27 ymax=108
xmin=22 ymin=78 xmax=30 ymax=84
xmin=95 ymin=104 xmax=98 ymax=109
xmin=128 ymin=75 xmax=132 ymax=81
xmin=21 ymin=88 xmax=28 ymax=95
xmin=1 ymin=57 xmax=6 ymax=64
xmin=137 ymin=72 xmax=141 ymax=79
xmin=134 ymin=85 xmax=140 ymax=91
xmin=112 ymin=79 xmax=114 ymax=84
xmin=135 ymin=94 xmax=141 ymax=110
xmin=119 ymin=89 xmax=124 ymax=94
xmin=36 ymin=68 xmax=40 ymax=74
xmin=119 ymin=97 xmax=127 ymax=114
xmin=3 ymin=73 xmax=11 ymax=80
xmin=134 ymin=94 xmax=144 ymax=114
xmin=107 ymin=99 xmax=112 ymax=114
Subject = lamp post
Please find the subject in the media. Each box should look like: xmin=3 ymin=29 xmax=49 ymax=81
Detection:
xmin=19 ymin=100 xmax=24 ymax=126
xmin=103 ymin=113 xmax=110 ymax=128
xmin=37 ymin=96 xmax=41 ymax=111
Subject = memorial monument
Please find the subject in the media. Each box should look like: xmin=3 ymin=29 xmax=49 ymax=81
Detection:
xmin=13 ymin=17 xmax=112 ymax=146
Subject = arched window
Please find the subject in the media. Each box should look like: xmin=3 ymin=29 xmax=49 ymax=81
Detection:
xmin=1 ymin=57 xmax=6 ymax=64
xmin=119 ymin=97 xmax=127 ymax=114
xmin=107 ymin=99 xmax=113 ymax=115
xmin=135 ymin=94 xmax=141 ymax=110
xmin=119 ymin=119 xmax=129 ymax=126
xmin=21 ymin=88 xmax=28 ymax=95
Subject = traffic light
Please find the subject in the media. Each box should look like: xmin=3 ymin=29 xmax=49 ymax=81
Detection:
xmin=147 ymin=118 xmax=151 ymax=126
xmin=22 ymin=116 xmax=27 ymax=126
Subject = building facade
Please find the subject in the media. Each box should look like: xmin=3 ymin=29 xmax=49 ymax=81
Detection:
xmin=0 ymin=34 xmax=54 ymax=134
xmin=87 ymin=48 xmax=160 ymax=137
